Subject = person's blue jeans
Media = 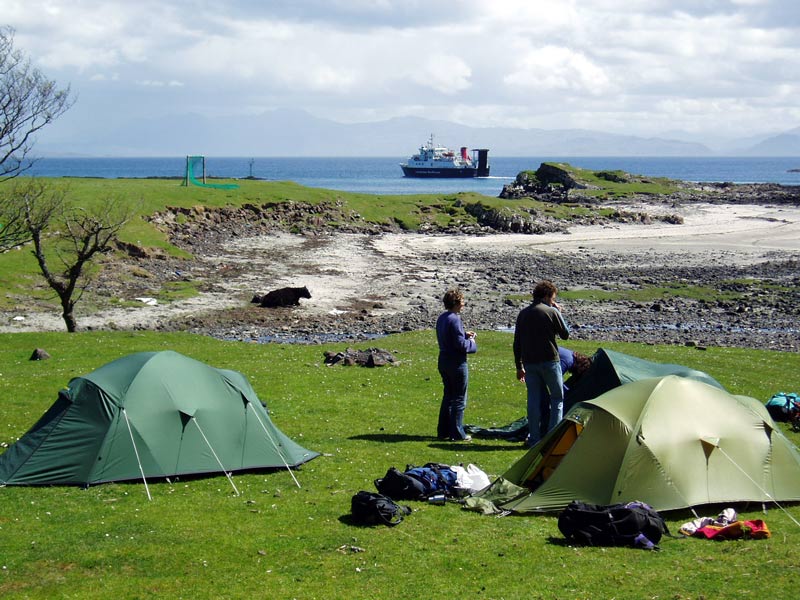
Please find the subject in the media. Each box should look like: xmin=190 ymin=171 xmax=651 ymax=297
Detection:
xmin=523 ymin=360 xmax=564 ymax=446
xmin=437 ymin=355 xmax=469 ymax=440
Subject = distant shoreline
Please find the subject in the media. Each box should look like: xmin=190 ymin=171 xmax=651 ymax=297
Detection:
xmin=24 ymin=156 xmax=800 ymax=191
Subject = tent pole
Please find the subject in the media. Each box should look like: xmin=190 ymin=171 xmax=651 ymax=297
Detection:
xmin=192 ymin=419 xmax=240 ymax=496
xmin=717 ymin=446 xmax=800 ymax=529
xmin=122 ymin=409 xmax=152 ymax=501
xmin=247 ymin=402 xmax=302 ymax=489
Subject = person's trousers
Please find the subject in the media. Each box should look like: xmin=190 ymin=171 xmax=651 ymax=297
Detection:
xmin=437 ymin=356 xmax=469 ymax=440
xmin=523 ymin=359 xmax=564 ymax=446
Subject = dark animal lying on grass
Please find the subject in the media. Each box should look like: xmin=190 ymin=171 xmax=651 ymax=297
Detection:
xmin=252 ymin=286 xmax=312 ymax=308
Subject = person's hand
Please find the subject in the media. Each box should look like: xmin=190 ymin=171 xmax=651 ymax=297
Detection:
xmin=552 ymin=301 xmax=562 ymax=311
xmin=516 ymin=368 xmax=526 ymax=382
xmin=466 ymin=331 xmax=476 ymax=339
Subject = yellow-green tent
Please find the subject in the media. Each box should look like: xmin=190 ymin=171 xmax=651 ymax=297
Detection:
xmin=0 ymin=351 xmax=318 ymax=495
xmin=481 ymin=375 xmax=800 ymax=513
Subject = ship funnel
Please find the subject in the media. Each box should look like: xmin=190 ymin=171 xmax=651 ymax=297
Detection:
xmin=475 ymin=149 xmax=490 ymax=177
xmin=460 ymin=146 xmax=468 ymax=160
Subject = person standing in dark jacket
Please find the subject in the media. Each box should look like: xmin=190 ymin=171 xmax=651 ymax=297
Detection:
xmin=513 ymin=280 xmax=570 ymax=446
xmin=436 ymin=289 xmax=477 ymax=441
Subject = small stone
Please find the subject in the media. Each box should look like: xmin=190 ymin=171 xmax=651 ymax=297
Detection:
xmin=30 ymin=348 xmax=51 ymax=361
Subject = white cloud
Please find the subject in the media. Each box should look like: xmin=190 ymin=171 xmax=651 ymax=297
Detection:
xmin=410 ymin=54 xmax=472 ymax=94
xmin=165 ymin=22 xmax=365 ymax=93
xmin=136 ymin=80 xmax=184 ymax=88
xmin=89 ymin=73 xmax=120 ymax=82
xmin=3 ymin=0 xmax=799 ymax=141
xmin=475 ymin=0 xmax=579 ymax=31
xmin=503 ymin=45 xmax=611 ymax=94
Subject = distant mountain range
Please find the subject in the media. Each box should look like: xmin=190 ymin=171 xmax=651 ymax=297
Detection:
xmin=739 ymin=128 xmax=800 ymax=156
xmin=37 ymin=109 xmax=800 ymax=157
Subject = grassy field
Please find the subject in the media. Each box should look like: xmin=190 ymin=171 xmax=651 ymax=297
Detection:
xmin=1 ymin=330 xmax=799 ymax=599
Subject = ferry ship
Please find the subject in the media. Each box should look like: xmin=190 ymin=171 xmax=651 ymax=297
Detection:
xmin=400 ymin=135 xmax=490 ymax=178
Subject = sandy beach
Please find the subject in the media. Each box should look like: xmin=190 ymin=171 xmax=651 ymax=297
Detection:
xmin=2 ymin=201 xmax=799 ymax=351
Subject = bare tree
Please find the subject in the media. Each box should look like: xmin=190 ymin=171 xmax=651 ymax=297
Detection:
xmin=2 ymin=185 xmax=36 ymax=250
xmin=1 ymin=25 xmax=73 ymax=181
xmin=16 ymin=179 xmax=130 ymax=332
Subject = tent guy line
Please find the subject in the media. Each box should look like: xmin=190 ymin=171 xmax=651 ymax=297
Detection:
xmin=122 ymin=408 xmax=152 ymax=501
xmin=248 ymin=402 xmax=302 ymax=489
xmin=716 ymin=445 xmax=800 ymax=529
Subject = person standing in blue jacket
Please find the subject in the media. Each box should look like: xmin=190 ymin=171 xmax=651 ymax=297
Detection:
xmin=513 ymin=280 xmax=570 ymax=447
xmin=436 ymin=289 xmax=477 ymax=441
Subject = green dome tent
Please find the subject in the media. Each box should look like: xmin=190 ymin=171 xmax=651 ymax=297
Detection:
xmin=563 ymin=348 xmax=724 ymax=412
xmin=0 ymin=351 xmax=318 ymax=496
xmin=475 ymin=375 xmax=800 ymax=513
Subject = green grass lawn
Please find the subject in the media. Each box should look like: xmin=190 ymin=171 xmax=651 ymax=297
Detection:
xmin=1 ymin=331 xmax=799 ymax=599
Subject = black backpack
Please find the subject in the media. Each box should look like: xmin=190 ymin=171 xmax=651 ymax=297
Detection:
xmin=374 ymin=467 xmax=428 ymax=501
xmin=350 ymin=491 xmax=411 ymax=527
xmin=375 ymin=463 xmax=458 ymax=501
xmin=558 ymin=500 xmax=669 ymax=550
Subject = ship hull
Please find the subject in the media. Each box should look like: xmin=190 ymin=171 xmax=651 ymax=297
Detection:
xmin=401 ymin=165 xmax=489 ymax=178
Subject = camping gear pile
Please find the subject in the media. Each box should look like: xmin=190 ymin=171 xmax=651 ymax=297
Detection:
xmin=351 ymin=462 xmax=491 ymax=526
xmin=375 ymin=463 xmax=458 ymax=501
xmin=374 ymin=462 xmax=489 ymax=501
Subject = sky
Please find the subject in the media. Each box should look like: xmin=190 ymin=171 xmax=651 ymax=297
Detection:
xmin=4 ymin=0 xmax=800 ymax=145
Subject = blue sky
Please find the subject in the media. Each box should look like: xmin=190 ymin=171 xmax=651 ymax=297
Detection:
xmin=4 ymin=0 xmax=800 ymax=145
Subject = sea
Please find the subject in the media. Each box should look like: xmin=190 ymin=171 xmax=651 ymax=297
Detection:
xmin=24 ymin=156 xmax=800 ymax=196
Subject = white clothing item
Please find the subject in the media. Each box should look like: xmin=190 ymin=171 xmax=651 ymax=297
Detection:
xmin=451 ymin=464 xmax=491 ymax=494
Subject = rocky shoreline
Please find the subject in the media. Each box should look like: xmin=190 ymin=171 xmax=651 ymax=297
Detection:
xmin=4 ymin=181 xmax=799 ymax=353
xmin=168 ymin=238 xmax=799 ymax=353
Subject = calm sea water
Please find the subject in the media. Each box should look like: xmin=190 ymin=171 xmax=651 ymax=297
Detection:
xmin=26 ymin=156 xmax=800 ymax=195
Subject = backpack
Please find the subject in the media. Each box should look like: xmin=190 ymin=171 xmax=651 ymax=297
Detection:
xmin=558 ymin=500 xmax=669 ymax=550
xmin=375 ymin=467 xmax=428 ymax=500
xmin=765 ymin=392 xmax=800 ymax=422
xmin=375 ymin=463 xmax=459 ymax=500
xmin=350 ymin=491 xmax=411 ymax=527
xmin=404 ymin=463 xmax=459 ymax=498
